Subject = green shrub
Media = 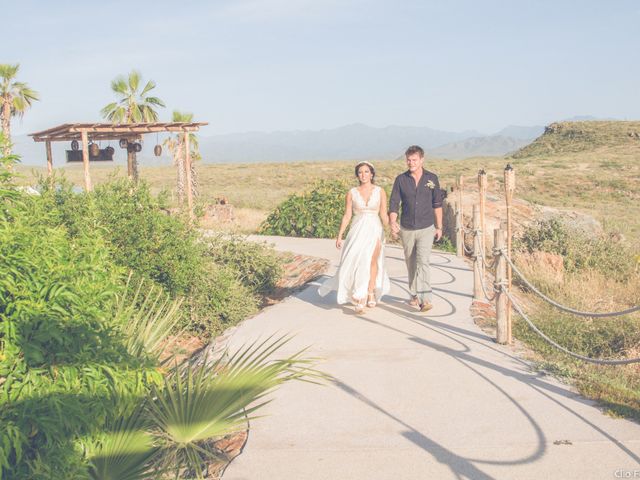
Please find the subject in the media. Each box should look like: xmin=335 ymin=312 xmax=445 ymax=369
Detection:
xmin=434 ymin=235 xmax=456 ymax=253
xmin=38 ymin=179 xmax=281 ymax=337
xmin=188 ymin=263 xmax=258 ymax=335
xmin=515 ymin=217 xmax=635 ymax=280
xmin=0 ymin=190 xmax=159 ymax=479
xmin=206 ymin=233 xmax=283 ymax=295
xmin=259 ymin=179 xmax=351 ymax=238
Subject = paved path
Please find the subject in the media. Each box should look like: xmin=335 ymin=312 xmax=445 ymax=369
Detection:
xmin=225 ymin=236 xmax=640 ymax=480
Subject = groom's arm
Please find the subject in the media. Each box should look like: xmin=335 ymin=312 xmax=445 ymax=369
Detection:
xmin=389 ymin=177 xmax=401 ymax=234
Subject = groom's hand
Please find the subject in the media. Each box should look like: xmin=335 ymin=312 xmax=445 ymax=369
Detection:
xmin=434 ymin=227 xmax=443 ymax=241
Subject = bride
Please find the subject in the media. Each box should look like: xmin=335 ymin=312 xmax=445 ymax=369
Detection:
xmin=319 ymin=161 xmax=391 ymax=313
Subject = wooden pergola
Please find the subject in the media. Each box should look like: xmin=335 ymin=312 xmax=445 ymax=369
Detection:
xmin=29 ymin=122 xmax=208 ymax=215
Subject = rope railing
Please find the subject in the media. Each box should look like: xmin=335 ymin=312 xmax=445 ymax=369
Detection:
xmin=499 ymin=249 xmax=640 ymax=318
xmin=503 ymin=288 xmax=640 ymax=365
xmin=462 ymin=209 xmax=639 ymax=363
xmin=456 ymin=165 xmax=638 ymax=362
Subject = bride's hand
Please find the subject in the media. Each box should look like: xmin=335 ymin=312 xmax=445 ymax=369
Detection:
xmin=336 ymin=238 xmax=343 ymax=249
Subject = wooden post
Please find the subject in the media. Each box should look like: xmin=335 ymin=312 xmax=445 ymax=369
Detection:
xmin=504 ymin=164 xmax=515 ymax=342
xmin=478 ymin=169 xmax=487 ymax=255
xmin=455 ymin=196 xmax=463 ymax=257
xmin=45 ymin=140 xmax=53 ymax=179
xmin=494 ymin=228 xmax=509 ymax=344
xmin=127 ymin=144 xmax=134 ymax=180
xmin=472 ymin=204 xmax=482 ymax=302
xmin=184 ymin=132 xmax=194 ymax=219
xmin=456 ymin=176 xmax=464 ymax=257
xmin=80 ymin=130 xmax=92 ymax=192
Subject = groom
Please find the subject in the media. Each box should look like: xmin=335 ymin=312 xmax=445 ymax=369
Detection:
xmin=389 ymin=145 xmax=443 ymax=312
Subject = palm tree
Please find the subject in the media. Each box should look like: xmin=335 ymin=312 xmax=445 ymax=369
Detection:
xmin=0 ymin=64 xmax=39 ymax=156
xmin=100 ymin=70 xmax=165 ymax=123
xmin=101 ymin=70 xmax=165 ymax=182
xmin=164 ymin=110 xmax=201 ymax=204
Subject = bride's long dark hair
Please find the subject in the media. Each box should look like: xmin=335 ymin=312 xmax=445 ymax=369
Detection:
xmin=355 ymin=162 xmax=376 ymax=184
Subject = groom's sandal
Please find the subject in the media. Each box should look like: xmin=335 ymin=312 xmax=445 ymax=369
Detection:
xmin=367 ymin=292 xmax=377 ymax=308
xmin=419 ymin=302 xmax=433 ymax=313
xmin=408 ymin=296 xmax=419 ymax=307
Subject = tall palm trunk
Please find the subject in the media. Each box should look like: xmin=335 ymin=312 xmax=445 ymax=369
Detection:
xmin=190 ymin=160 xmax=198 ymax=200
xmin=1 ymin=100 xmax=11 ymax=157
xmin=175 ymin=139 xmax=186 ymax=205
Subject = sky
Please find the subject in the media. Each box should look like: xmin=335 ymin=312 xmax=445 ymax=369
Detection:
xmin=4 ymin=0 xmax=640 ymax=137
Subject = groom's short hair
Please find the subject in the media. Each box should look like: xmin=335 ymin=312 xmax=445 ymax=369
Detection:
xmin=405 ymin=145 xmax=424 ymax=158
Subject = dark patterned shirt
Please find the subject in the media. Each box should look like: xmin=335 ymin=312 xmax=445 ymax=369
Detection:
xmin=389 ymin=169 xmax=443 ymax=230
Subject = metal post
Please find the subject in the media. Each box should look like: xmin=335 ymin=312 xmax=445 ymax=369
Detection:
xmin=495 ymin=228 xmax=509 ymax=344
xmin=472 ymin=204 xmax=482 ymax=302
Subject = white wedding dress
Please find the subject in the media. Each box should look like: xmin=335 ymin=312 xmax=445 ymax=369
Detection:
xmin=319 ymin=186 xmax=390 ymax=304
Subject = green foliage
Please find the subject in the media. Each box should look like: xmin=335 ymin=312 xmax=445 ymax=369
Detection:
xmin=434 ymin=235 xmax=456 ymax=253
xmin=515 ymin=217 xmax=635 ymax=280
xmin=0 ymin=187 xmax=160 ymax=479
xmin=38 ymin=178 xmax=281 ymax=337
xmin=85 ymin=337 xmax=322 ymax=480
xmin=259 ymin=179 xmax=351 ymax=238
xmin=188 ymin=263 xmax=258 ymax=335
xmin=0 ymin=147 xmax=300 ymax=479
xmin=114 ymin=278 xmax=183 ymax=360
xmin=206 ymin=233 xmax=283 ymax=295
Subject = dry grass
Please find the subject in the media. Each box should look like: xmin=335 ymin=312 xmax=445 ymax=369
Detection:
xmin=17 ymin=144 xmax=640 ymax=251
xmin=13 ymin=137 xmax=640 ymax=419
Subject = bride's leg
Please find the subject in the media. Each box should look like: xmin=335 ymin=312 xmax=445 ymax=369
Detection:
xmin=367 ymin=239 xmax=382 ymax=295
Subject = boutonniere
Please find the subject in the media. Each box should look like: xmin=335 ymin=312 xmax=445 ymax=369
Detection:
xmin=426 ymin=180 xmax=435 ymax=190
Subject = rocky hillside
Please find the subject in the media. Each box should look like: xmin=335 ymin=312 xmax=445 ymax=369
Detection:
xmin=511 ymin=120 xmax=640 ymax=158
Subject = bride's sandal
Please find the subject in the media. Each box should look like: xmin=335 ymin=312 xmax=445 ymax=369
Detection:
xmin=367 ymin=291 xmax=377 ymax=308
xmin=354 ymin=299 xmax=365 ymax=314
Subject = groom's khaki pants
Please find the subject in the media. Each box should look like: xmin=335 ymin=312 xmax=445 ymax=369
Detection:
xmin=400 ymin=225 xmax=435 ymax=304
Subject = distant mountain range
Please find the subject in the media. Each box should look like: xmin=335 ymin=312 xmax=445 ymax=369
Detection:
xmin=12 ymin=122 xmax=549 ymax=166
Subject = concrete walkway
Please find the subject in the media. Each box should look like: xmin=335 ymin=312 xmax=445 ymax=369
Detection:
xmin=225 ymin=236 xmax=640 ymax=480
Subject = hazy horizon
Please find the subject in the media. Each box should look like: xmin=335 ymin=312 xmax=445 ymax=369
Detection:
xmin=4 ymin=0 xmax=640 ymax=138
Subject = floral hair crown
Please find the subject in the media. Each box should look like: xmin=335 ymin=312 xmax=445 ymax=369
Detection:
xmin=357 ymin=161 xmax=375 ymax=170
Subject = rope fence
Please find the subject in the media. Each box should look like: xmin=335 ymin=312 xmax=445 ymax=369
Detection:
xmin=458 ymin=167 xmax=639 ymax=364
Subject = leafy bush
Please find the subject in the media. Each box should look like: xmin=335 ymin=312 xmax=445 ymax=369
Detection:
xmin=0 ymin=190 xmax=159 ymax=479
xmin=41 ymin=179 xmax=204 ymax=296
xmin=206 ymin=233 xmax=283 ymax=295
xmin=38 ymin=178 xmax=282 ymax=336
xmin=188 ymin=263 xmax=258 ymax=335
xmin=259 ymin=179 xmax=351 ymax=238
xmin=515 ymin=217 xmax=635 ymax=280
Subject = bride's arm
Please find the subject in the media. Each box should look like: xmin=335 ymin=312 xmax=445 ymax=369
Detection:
xmin=336 ymin=191 xmax=353 ymax=249
xmin=379 ymin=188 xmax=389 ymax=227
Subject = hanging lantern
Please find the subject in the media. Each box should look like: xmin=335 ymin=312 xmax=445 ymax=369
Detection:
xmin=133 ymin=142 xmax=142 ymax=153
xmin=89 ymin=142 xmax=100 ymax=157
xmin=154 ymin=144 xmax=162 ymax=156
xmin=119 ymin=138 xmax=128 ymax=148
xmin=105 ymin=146 xmax=115 ymax=156
xmin=71 ymin=139 xmax=79 ymax=151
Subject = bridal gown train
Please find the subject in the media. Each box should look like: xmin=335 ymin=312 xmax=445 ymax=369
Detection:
xmin=318 ymin=185 xmax=390 ymax=304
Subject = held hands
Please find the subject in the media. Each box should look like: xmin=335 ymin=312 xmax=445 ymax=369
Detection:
xmin=390 ymin=221 xmax=400 ymax=239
